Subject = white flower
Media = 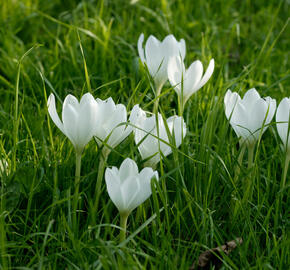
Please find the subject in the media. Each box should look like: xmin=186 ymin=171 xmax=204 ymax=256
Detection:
xmin=168 ymin=56 xmax=214 ymax=106
xmin=105 ymin=158 xmax=158 ymax=214
xmin=138 ymin=33 xmax=186 ymax=90
xmin=47 ymin=93 xmax=99 ymax=153
xmin=224 ymin=88 xmax=276 ymax=146
xmin=276 ymin=97 xmax=290 ymax=153
xmin=94 ymin=97 xmax=134 ymax=149
xmin=131 ymin=105 xmax=186 ymax=166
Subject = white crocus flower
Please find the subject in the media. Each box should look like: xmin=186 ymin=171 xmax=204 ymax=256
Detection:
xmin=105 ymin=158 xmax=158 ymax=241
xmin=168 ymin=56 xmax=214 ymax=111
xmin=93 ymin=97 xmax=138 ymax=214
xmin=276 ymin=97 xmax=290 ymax=154
xmin=138 ymin=33 xmax=186 ymax=93
xmin=94 ymin=97 xmax=133 ymax=149
xmin=131 ymin=105 xmax=186 ymax=167
xmin=105 ymin=158 xmax=158 ymax=215
xmin=224 ymin=88 xmax=276 ymax=147
xmin=47 ymin=93 xmax=99 ymax=154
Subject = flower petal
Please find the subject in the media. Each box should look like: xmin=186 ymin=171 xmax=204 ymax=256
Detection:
xmin=178 ymin=39 xmax=186 ymax=60
xmin=241 ymin=88 xmax=260 ymax=110
xmin=119 ymin=158 xmax=139 ymax=182
xmin=105 ymin=168 xmax=125 ymax=212
xmin=77 ymin=94 xmax=99 ymax=148
xmin=276 ymin=97 xmax=290 ymax=149
xmin=62 ymin=95 xmax=80 ymax=148
xmin=194 ymin=59 xmax=214 ymax=90
xmin=145 ymin=35 xmax=163 ymax=77
xmin=183 ymin=60 xmax=203 ymax=99
xmin=128 ymin=168 xmax=156 ymax=209
xmin=47 ymin=93 xmax=65 ymax=134
xmin=224 ymin=90 xmax=241 ymax=119
xmin=167 ymin=56 xmax=184 ymax=94
xmin=137 ymin=33 xmax=145 ymax=63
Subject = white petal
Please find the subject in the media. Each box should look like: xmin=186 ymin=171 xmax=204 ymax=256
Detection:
xmin=145 ymin=35 xmax=163 ymax=77
xmin=47 ymin=93 xmax=65 ymax=134
xmin=224 ymin=90 xmax=241 ymax=119
xmin=105 ymin=168 xmax=125 ymax=212
xmin=77 ymin=95 xmax=99 ymax=148
xmin=119 ymin=158 xmax=139 ymax=182
xmin=167 ymin=56 xmax=184 ymax=95
xmin=183 ymin=60 xmax=203 ymax=99
xmin=264 ymin=97 xmax=276 ymax=125
xmin=130 ymin=104 xmax=144 ymax=127
xmin=178 ymin=39 xmax=186 ymax=60
xmin=158 ymin=35 xmax=184 ymax=85
xmin=129 ymin=168 xmax=156 ymax=209
xmin=80 ymin=92 xmax=95 ymax=106
xmin=276 ymin=97 xmax=290 ymax=148
xmin=62 ymin=95 xmax=80 ymax=148
xmin=120 ymin=176 xmax=139 ymax=213
xmin=62 ymin=104 xmax=79 ymax=149
xmin=137 ymin=115 xmax=158 ymax=160
xmin=194 ymin=59 xmax=214 ymax=90
xmin=104 ymin=104 xmax=126 ymax=131
xmin=162 ymin=35 xmax=181 ymax=58
xmin=230 ymin=101 xmax=252 ymax=142
xmin=248 ymin=98 xmax=269 ymax=140
xmin=62 ymin=94 xmax=79 ymax=120
xmin=241 ymin=88 xmax=260 ymax=110
xmin=163 ymin=116 xmax=186 ymax=156
xmin=137 ymin=33 xmax=145 ymax=63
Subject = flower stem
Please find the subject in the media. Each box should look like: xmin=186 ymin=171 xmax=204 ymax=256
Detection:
xmin=178 ymin=95 xmax=184 ymax=116
xmin=231 ymin=144 xmax=246 ymax=219
xmin=243 ymin=145 xmax=255 ymax=204
xmin=72 ymin=151 xmax=82 ymax=231
xmin=282 ymin=152 xmax=290 ymax=189
xmin=234 ymin=144 xmax=246 ymax=180
xmin=274 ymin=151 xmax=290 ymax=231
xmin=92 ymin=147 xmax=110 ymax=223
xmin=153 ymin=84 xmax=163 ymax=114
xmin=119 ymin=213 xmax=129 ymax=243
xmin=247 ymin=145 xmax=255 ymax=170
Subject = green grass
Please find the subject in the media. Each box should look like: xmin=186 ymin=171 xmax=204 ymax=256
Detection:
xmin=0 ymin=0 xmax=289 ymax=269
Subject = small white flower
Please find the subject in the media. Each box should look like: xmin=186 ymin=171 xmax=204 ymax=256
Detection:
xmin=168 ymin=56 xmax=214 ymax=107
xmin=276 ymin=97 xmax=290 ymax=153
xmin=131 ymin=105 xmax=186 ymax=166
xmin=94 ymin=97 xmax=133 ymax=149
xmin=138 ymin=33 xmax=186 ymax=90
xmin=224 ymin=88 xmax=276 ymax=146
xmin=47 ymin=93 xmax=99 ymax=153
xmin=105 ymin=158 xmax=158 ymax=214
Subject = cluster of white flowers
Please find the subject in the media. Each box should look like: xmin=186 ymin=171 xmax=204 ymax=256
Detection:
xmin=47 ymin=33 xmax=289 ymax=241
xmin=224 ymin=88 xmax=290 ymax=154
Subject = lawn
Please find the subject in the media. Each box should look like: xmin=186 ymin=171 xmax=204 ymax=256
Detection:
xmin=0 ymin=0 xmax=289 ymax=269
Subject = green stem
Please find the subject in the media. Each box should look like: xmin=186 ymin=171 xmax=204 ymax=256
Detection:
xmin=247 ymin=145 xmax=255 ymax=170
xmin=243 ymin=145 xmax=255 ymax=203
xmin=72 ymin=151 xmax=82 ymax=230
xmin=92 ymin=147 xmax=110 ymax=223
xmin=282 ymin=152 xmax=290 ymax=188
xmin=178 ymin=95 xmax=184 ymax=116
xmin=234 ymin=144 xmax=246 ymax=180
xmin=231 ymin=144 xmax=246 ymax=219
xmin=119 ymin=212 xmax=129 ymax=243
xmin=274 ymin=151 xmax=290 ymax=231
xmin=153 ymin=84 xmax=163 ymax=114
